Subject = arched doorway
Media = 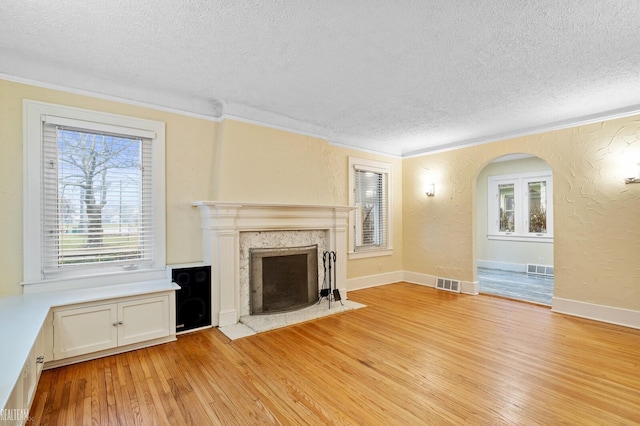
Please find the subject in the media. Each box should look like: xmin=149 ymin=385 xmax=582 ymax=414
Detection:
xmin=474 ymin=154 xmax=554 ymax=305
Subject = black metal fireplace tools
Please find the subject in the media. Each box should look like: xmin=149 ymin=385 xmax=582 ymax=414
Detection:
xmin=319 ymin=251 xmax=342 ymax=308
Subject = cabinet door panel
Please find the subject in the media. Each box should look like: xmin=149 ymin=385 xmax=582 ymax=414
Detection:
xmin=53 ymin=304 xmax=118 ymax=359
xmin=118 ymin=296 xmax=170 ymax=346
xmin=34 ymin=327 xmax=45 ymax=378
xmin=4 ymin=376 xmax=23 ymax=422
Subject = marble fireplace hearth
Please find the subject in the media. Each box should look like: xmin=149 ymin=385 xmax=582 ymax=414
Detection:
xmin=194 ymin=202 xmax=355 ymax=332
xmin=227 ymin=298 xmax=366 ymax=339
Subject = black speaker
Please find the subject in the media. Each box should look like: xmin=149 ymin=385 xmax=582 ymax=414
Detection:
xmin=171 ymin=265 xmax=211 ymax=332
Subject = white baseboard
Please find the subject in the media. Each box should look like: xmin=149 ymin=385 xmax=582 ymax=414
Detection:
xmin=402 ymin=271 xmax=436 ymax=287
xmin=346 ymin=271 xmax=404 ymax=291
xmin=477 ymin=260 xmax=526 ymax=273
xmin=461 ymin=280 xmax=480 ymax=295
xmin=552 ymin=297 xmax=640 ymax=330
xmin=176 ymin=324 xmax=213 ymax=335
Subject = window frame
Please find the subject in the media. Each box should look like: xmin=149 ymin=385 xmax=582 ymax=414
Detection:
xmin=487 ymin=171 xmax=553 ymax=242
xmin=23 ymin=100 xmax=166 ymax=293
xmin=348 ymin=157 xmax=393 ymax=259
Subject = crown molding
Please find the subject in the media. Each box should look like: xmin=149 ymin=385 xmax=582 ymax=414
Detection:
xmin=403 ymin=104 xmax=640 ymax=158
xmin=6 ymin=73 xmax=640 ymax=160
xmin=0 ymin=73 xmax=221 ymax=122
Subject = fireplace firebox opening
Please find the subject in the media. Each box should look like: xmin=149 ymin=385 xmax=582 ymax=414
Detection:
xmin=250 ymin=245 xmax=319 ymax=315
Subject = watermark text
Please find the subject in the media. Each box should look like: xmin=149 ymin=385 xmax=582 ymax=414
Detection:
xmin=0 ymin=408 xmax=30 ymax=423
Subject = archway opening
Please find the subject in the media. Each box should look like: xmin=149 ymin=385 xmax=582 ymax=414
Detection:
xmin=474 ymin=154 xmax=554 ymax=305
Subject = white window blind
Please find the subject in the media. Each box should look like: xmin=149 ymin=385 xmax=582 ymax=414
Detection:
xmin=41 ymin=122 xmax=153 ymax=278
xmin=354 ymin=167 xmax=388 ymax=249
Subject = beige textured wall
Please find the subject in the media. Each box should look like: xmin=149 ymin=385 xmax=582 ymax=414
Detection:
xmin=213 ymin=119 xmax=345 ymax=204
xmin=0 ymin=84 xmax=402 ymax=296
xmin=476 ymin=156 xmax=554 ymax=266
xmin=0 ymin=80 xmax=217 ymax=296
xmin=404 ymin=117 xmax=640 ymax=310
xmin=211 ymin=119 xmax=404 ymax=282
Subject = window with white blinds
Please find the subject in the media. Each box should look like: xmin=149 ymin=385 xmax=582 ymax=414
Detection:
xmin=354 ymin=169 xmax=387 ymax=248
xmin=348 ymin=157 xmax=392 ymax=257
xmin=42 ymin=122 xmax=152 ymax=276
xmin=23 ymin=100 xmax=166 ymax=290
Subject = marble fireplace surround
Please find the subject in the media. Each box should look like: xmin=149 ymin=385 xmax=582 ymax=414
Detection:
xmin=193 ymin=202 xmax=352 ymax=327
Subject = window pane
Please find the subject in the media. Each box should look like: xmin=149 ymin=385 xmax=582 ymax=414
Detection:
xmin=528 ymin=181 xmax=547 ymax=233
xmin=50 ymin=127 xmax=145 ymax=268
xmin=355 ymin=170 xmax=384 ymax=247
xmin=499 ymin=183 xmax=515 ymax=232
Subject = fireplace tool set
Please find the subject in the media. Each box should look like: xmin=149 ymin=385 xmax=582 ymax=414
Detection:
xmin=319 ymin=250 xmax=343 ymax=308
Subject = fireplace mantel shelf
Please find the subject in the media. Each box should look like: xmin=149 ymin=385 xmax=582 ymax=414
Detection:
xmin=193 ymin=201 xmax=353 ymax=211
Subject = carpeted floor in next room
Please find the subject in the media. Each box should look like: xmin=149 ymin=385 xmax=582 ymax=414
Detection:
xmin=477 ymin=267 xmax=554 ymax=305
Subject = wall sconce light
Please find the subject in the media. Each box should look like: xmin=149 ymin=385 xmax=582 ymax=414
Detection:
xmin=625 ymin=162 xmax=640 ymax=184
xmin=425 ymin=183 xmax=435 ymax=197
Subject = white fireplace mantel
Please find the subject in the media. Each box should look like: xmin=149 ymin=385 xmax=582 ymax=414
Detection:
xmin=193 ymin=201 xmax=353 ymax=327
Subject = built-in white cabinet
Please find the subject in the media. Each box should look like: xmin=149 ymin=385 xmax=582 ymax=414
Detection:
xmin=53 ymin=303 xmax=118 ymax=359
xmin=1 ymin=281 xmax=178 ymax=423
xmin=53 ymin=294 xmax=172 ymax=361
xmin=24 ymin=328 xmax=45 ymax=410
xmin=4 ymin=327 xmax=45 ymax=425
xmin=118 ymin=296 xmax=172 ymax=345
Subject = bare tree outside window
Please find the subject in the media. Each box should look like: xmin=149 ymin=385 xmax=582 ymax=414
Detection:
xmin=55 ymin=128 xmax=143 ymax=263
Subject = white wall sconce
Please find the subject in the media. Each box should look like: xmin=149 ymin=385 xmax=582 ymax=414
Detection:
xmin=425 ymin=183 xmax=435 ymax=197
xmin=625 ymin=162 xmax=640 ymax=184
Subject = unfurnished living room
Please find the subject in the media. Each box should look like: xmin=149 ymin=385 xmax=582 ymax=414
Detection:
xmin=1 ymin=2 xmax=639 ymax=425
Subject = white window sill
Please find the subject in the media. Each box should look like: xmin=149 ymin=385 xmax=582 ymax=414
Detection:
xmin=487 ymin=234 xmax=553 ymax=243
xmin=348 ymin=248 xmax=393 ymax=259
xmin=22 ymin=267 xmax=168 ymax=294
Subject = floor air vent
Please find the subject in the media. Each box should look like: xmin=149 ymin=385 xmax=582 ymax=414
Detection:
xmin=526 ymin=264 xmax=554 ymax=277
xmin=436 ymin=277 xmax=461 ymax=293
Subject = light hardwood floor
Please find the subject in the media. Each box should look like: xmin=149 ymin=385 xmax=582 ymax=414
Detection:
xmin=30 ymin=283 xmax=640 ymax=425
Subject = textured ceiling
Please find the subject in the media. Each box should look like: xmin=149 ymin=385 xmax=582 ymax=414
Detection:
xmin=2 ymin=1 xmax=640 ymax=156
